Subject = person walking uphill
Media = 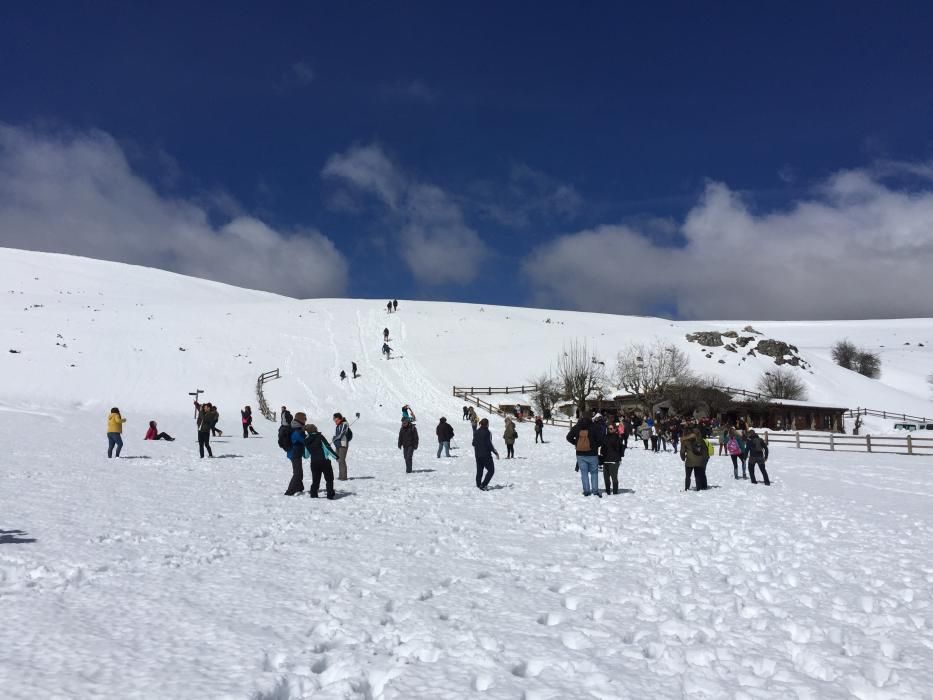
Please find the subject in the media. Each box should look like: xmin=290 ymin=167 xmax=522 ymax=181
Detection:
xmin=332 ymin=412 xmax=351 ymax=480
xmin=398 ymin=417 xmax=419 ymax=473
xmin=436 ymin=417 xmax=454 ymax=458
xmin=305 ymin=424 xmax=337 ymax=499
xmin=680 ymin=420 xmax=709 ymax=491
xmin=746 ymin=430 xmax=771 ymax=485
xmin=567 ymin=411 xmax=603 ymax=497
xmin=284 ymin=412 xmax=307 ymax=495
xmin=197 ymin=404 xmax=217 ymax=458
xmin=503 ymin=418 xmax=518 ymax=458
xmin=534 ymin=415 xmax=544 ymax=443
xmin=107 ymin=408 xmax=126 ymax=458
xmin=473 ymin=418 xmax=499 ymax=490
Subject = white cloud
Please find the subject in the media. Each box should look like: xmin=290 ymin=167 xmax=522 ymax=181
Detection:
xmin=323 ymin=144 xmax=488 ymax=284
xmin=472 ymin=162 xmax=583 ymax=228
xmin=322 ymin=144 xmax=404 ymax=210
xmin=0 ymin=124 xmax=348 ymax=298
xmin=523 ymin=169 xmax=933 ymax=320
xmin=290 ymin=61 xmax=315 ymax=86
xmin=378 ymin=79 xmax=437 ymax=104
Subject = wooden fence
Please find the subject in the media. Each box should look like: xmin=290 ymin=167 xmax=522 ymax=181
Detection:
xmin=844 ymin=408 xmax=932 ymax=424
xmin=452 ymin=385 xmax=574 ymax=427
xmin=763 ymin=431 xmax=933 ymax=456
xmin=256 ymin=369 xmax=281 ymax=422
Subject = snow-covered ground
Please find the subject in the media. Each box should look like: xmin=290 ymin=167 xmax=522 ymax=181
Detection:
xmin=2 ymin=248 xmax=933 ymax=698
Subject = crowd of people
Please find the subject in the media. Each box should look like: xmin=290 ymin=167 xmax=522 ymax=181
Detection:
xmin=107 ymin=401 xmax=773 ymax=498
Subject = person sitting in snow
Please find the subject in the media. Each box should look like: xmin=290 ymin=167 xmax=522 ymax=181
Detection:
xmin=339 ymin=370 xmax=347 ymax=381
xmin=144 ymin=420 xmax=174 ymax=441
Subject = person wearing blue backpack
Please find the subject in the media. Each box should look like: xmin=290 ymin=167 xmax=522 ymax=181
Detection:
xmin=283 ymin=412 xmax=307 ymax=495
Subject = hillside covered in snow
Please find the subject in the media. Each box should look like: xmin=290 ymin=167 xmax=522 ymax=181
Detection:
xmin=2 ymin=247 xmax=932 ymax=428
xmin=2 ymin=247 xmax=933 ymax=699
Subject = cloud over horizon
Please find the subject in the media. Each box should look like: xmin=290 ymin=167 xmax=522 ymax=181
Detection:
xmin=523 ymin=168 xmax=933 ymax=320
xmin=0 ymin=124 xmax=348 ymax=298
xmin=323 ymin=143 xmax=488 ymax=285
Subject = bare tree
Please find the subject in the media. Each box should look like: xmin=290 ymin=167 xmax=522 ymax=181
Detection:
xmin=831 ymin=339 xmax=859 ymax=369
xmin=854 ymin=350 xmax=881 ymax=379
xmin=527 ymin=372 xmax=561 ymax=415
xmin=556 ymin=340 xmax=606 ymax=414
xmin=615 ymin=340 xmax=691 ymax=412
xmin=665 ymin=374 xmax=731 ymax=417
xmin=756 ymin=368 xmax=808 ymax=400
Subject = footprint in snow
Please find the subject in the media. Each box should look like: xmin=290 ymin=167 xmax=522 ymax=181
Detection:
xmin=537 ymin=612 xmax=562 ymax=626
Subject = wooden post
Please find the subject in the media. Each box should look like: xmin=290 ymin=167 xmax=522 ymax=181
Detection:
xmin=830 ymin=433 xmax=834 ymax=451
xmin=764 ymin=431 xmax=769 ymax=444
xmin=795 ymin=432 xmax=800 ymax=448
xmin=907 ymin=434 xmax=913 ymax=455
xmin=866 ymin=434 xmax=872 ymax=453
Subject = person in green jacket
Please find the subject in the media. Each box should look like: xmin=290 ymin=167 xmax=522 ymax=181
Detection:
xmin=679 ymin=420 xmax=709 ymax=491
xmin=503 ymin=418 xmax=518 ymax=459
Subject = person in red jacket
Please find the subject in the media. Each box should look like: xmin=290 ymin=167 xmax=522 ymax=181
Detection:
xmin=144 ymin=420 xmax=175 ymax=441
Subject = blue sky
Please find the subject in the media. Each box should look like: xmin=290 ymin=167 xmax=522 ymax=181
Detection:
xmin=2 ymin=2 xmax=933 ymax=319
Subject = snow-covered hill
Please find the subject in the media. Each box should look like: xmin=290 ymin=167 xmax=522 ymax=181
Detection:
xmin=2 ymin=247 xmax=932 ymax=428
xmin=2 ymin=248 xmax=933 ymax=699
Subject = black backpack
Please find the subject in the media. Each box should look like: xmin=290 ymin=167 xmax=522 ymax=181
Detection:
xmin=277 ymin=424 xmax=293 ymax=451
xmin=691 ymin=440 xmax=705 ymax=456
xmin=346 ymin=426 xmax=353 ymax=442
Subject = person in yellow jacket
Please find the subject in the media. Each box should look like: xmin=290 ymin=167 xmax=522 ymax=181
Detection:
xmin=107 ymin=407 xmax=126 ymax=458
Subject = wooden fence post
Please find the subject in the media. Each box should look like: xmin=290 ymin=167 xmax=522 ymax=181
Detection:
xmin=795 ymin=432 xmax=800 ymax=449
xmin=764 ymin=431 xmax=769 ymax=444
xmin=830 ymin=433 xmax=834 ymax=451
xmin=907 ymin=434 xmax=913 ymax=455
xmin=866 ymin=434 xmax=872 ymax=453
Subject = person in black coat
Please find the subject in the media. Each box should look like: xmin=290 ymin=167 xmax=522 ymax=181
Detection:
xmin=436 ymin=417 xmax=454 ymax=458
xmin=304 ymin=424 xmax=337 ymax=499
xmin=600 ymin=427 xmax=624 ymax=495
xmin=472 ymin=418 xmax=499 ymax=490
xmin=746 ymin=430 xmax=771 ymax=485
xmin=398 ymin=418 xmax=419 ymax=472
xmin=241 ymin=406 xmax=259 ymax=438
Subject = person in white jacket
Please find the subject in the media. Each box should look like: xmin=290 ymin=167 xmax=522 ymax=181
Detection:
xmin=333 ymin=412 xmax=350 ymax=480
